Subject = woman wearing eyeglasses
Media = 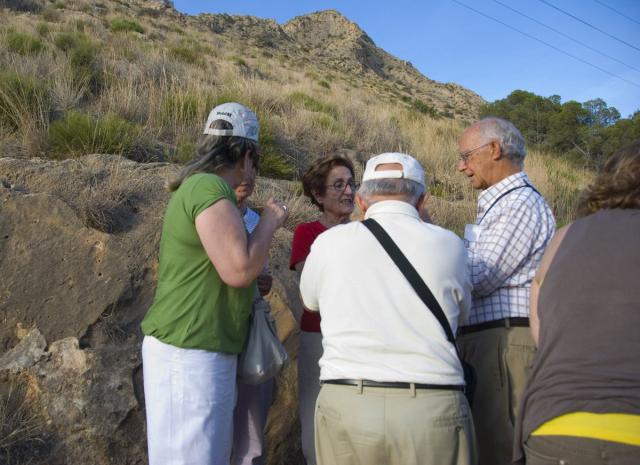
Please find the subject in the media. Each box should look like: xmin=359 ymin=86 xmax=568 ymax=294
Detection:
xmin=289 ymin=156 xmax=357 ymax=465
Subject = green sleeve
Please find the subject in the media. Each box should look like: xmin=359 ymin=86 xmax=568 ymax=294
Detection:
xmin=185 ymin=174 xmax=237 ymax=221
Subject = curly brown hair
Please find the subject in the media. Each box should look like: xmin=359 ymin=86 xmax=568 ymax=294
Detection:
xmin=301 ymin=156 xmax=355 ymax=211
xmin=576 ymin=139 xmax=640 ymax=217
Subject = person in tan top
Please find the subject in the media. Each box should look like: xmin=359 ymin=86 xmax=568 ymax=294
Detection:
xmin=514 ymin=140 xmax=640 ymax=465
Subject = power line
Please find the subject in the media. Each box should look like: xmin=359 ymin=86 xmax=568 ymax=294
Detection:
xmin=450 ymin=0 xmax=640 ymax=89
xmin=537 ymin=0 xmax=640 ymax=53
xmin=492 ymin=0 xmax=640 ymax=74
xmin=594 ymin=0 xmax=640 ymax=27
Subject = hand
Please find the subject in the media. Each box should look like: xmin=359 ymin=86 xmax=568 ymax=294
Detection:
xmin=261 ymin=197 xmax=289 ymax=229
xmin=257 ymin=273 xmax=273 ymax=296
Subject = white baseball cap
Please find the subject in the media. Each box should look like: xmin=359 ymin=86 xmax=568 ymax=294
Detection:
xmin=362 ymin=152 xmax=425 ymax=187
xmin=203 ymin=102 xmax=260 ymax=142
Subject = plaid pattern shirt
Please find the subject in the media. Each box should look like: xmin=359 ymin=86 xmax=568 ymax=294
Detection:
xmin=464 ymin=172 xmax=555 ymax=325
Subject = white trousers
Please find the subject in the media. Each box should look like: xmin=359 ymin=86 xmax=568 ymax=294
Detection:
xmin=142 ymin=335 xmax=237 ymax=465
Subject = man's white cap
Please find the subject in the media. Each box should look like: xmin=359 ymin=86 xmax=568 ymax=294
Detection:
xmin=203 ymin=102 xmax=259 ymax=142
xmin=362 ymin=152 xmax=425 ymax=187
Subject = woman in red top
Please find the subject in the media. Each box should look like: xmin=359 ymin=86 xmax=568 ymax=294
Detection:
xmin=290 ymin=156 xmax=356 ymax=465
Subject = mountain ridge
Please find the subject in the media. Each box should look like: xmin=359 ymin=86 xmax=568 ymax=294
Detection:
xmin=185 ymin=6 xmax=483 ymax=119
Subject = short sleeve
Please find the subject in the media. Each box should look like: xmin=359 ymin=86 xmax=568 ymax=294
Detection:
xmin=290 ymin=223 xmax=313 ymax=270
xmin=186 ymin=174 xmax=236 ymax=221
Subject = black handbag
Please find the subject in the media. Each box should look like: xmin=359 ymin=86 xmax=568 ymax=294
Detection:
xmin=362 ymin=218 xmax=476 ymax=405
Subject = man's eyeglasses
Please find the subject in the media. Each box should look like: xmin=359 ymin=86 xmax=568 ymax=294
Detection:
xmin=326 ymin=179 xmax=359 ymax=191
xmin=458 ymin=141 xmax=493 ymax=163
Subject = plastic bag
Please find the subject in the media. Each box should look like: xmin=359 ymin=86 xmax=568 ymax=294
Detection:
xmin=237 ymin=298 xmax=289 ymax=384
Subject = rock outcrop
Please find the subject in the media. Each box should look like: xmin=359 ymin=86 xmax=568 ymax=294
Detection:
xmin=190 ymin=8 xmax=483 ymax=119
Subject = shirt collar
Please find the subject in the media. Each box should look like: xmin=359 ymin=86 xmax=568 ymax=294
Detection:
xmin=477 ymin=171 xmax=529 ymax=214
xmin=364 ymin=199 xmax=420 ymax=220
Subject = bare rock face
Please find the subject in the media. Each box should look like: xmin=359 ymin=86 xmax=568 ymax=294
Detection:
xmin=0 ymin=155 xmax=302 ymax=465
xmin=283 ymin=10 xmax=383 ymax=76
xmin=0 ymin=329 xmax=144 ymax=464
xmin=0 ymin=188 xmax=131 ymax=351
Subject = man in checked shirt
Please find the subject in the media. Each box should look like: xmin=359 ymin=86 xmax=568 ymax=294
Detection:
xmin=456 ymin=117 xmax=555 ymax=465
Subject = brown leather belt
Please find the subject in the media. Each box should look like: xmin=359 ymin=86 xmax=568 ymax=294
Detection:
xmin=458 ymin=317 xmax=530 ymax=335
xmin=321 ymin=379 xmax=464 ymax=391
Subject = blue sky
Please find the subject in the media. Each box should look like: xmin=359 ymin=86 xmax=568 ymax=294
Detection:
xmin=173 ymin=0 xmax=640 ymax=118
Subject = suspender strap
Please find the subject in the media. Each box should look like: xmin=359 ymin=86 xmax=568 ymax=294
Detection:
xmin=478 ymin=182 xmax=540 ymax=224
xmin=361 ymin=218 xmax=456 ymax=345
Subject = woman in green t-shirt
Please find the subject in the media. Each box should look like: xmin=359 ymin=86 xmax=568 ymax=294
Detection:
xmin=141 ymin=103 xmax=288 ymax=465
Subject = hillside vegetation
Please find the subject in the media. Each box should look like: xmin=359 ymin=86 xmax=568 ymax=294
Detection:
xmin=481 ymin=90 xmax=640 ymax=167
xmin=0 ymin=0 xmax=592 ymax=234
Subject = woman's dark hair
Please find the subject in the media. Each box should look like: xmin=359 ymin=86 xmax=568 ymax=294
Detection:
xmin=167 ymin=120 xmax=260 ymax=192
xmin=301 ymin=156 xmax=355 ymax=211
xmin=576 ymin=139 xmax=640 ymax=216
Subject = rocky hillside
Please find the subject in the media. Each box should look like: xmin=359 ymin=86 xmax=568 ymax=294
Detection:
xmin=197 ymin=8 xmax=482 ymax=119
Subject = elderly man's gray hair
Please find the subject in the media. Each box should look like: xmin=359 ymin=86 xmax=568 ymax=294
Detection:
xmin=477 ymin=117 xmax=526 ymax=167
xmin=358 ymin=178 xmax=426 ymax=206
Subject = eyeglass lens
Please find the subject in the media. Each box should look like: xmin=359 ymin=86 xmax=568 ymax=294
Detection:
xmin=331 ymin=180 xmax=358 ymax=190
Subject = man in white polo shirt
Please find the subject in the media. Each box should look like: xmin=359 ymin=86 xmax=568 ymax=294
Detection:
xmin=299 ymin=153 xmax=477 ymax=465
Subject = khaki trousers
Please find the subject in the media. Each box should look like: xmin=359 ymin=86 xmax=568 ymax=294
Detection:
xmin=314 ymin=383 xmax=477 ymax=465
xmin=458 ymin=326 xmax=536 ymax=465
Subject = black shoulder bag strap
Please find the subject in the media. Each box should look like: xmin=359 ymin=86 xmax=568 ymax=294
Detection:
xmin=362 ymin=218 xmax=475 ymax=403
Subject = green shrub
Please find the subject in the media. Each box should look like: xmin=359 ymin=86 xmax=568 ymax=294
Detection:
xmin=168 ymin=45 xmax=203 ymax=66
xmin=158 ymin=93 xmax=200 ymax=129
xmin=257 ymin=120 xmax=295 ymax=180
xmin=53 ymin=32 xmax=77 ymax=51
xmin=312 ymin=113 xmax=339 ymax=132
xmin=110 ymin=18 xmax=145 ymax=34
xmin=318 ymin=80 xmax=331 ymax=89
xmin=6 ymin=31 xmax=44 ymax=56
xmin=0 ymin=72 xmax=50 ymax=132
xmin=54 ymin=32 xmax=102 ymax=94
xmin=48 ymin=111 xmax=140 ymax=159
xmin=288 ymin=91 xmax=336 ymax=116
xmin=174 ymin=140 xmax=196 ymax=163
xmin=410 ymin=98 xmax=439 ymax=118
xmin=206 ymin=93 xmax=242 ymax=112
xmin=233 ymin=57 xmax=247 ymax=67
xmin=36 ymin=22 xmax=50 ymax=37
xmin=259 ymin=152 xmax=295 ymax=180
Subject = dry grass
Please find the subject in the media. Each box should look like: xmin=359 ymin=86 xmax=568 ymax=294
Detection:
xmin=0 ymin=2 xmax=594 ymax=232
xmin=47 ymin=155 xmax=151 ymax=233
xmin=0 ymin=375 xmax=46 ymax=465
xmin=251 ymin=178 xmax=318 ymax=231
